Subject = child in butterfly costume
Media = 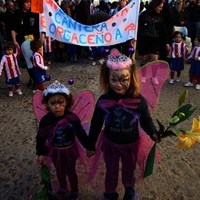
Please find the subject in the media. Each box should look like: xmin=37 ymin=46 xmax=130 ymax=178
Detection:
xmin=86 ymin=49 xmax=160 ymax=200
xmin=36 ymin=81 xmax=88 ymax=200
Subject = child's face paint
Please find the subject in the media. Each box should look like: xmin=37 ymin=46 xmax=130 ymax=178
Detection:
xmin=47 ymin=94 xmax=67 ymax=117
xmin=109 ymin=68 xmax=131 ymax=95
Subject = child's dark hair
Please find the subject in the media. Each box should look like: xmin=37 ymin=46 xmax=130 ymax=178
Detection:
xmin=196 ymin=35 xmax=200 ymax=42
xmin=18 ymin=0 xmax=30 ymax=9
xmin=172 ymin=31 xmax=185 ymax=40
xmin=30 ymin=39 xmax=43 ymax=52
xmin=99 ymin=62 xmax=140 ymax=97
xmin=4 ymin=41 xmax=14 ymax=52
xmin=42 ymin=93 xmax=74 ymax=113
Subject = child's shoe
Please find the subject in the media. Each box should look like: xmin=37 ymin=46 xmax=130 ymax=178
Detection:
xmin=123 ymin=187 xmax=135 ymax=200
xmin=184 ymin=82 xmax=193 ymax=87
xmin=169 ymin=79 xmax=174 ymax=84
xmin=103 ymin=192 xmax=119 ymax=200
xmin=176 ymin=78 xmax=180 ymax=82
xmin=16 ymin=89 xmax=23 ymax=95
xmin=98 ymin=59 xmax=105 ymax=65
xmin=8 ymin=91 xmax=13 ymax=97
xmin=195 ymin=84 xmax=200 ymax=90
xmin=70 ymin=190 xmax=79 ymax=200
xmin=152 ymin=77 xmax=159 ymax=85
xmin=92 ymin=61 xmax=96 ymax=66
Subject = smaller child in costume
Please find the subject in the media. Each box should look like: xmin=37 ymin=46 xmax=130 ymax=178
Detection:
xmin=184 ymin=35 xmax=200 ymax=90
xmin=86 ymin=49 xmax=160 ymax=200
xmin=0 ymin=42 xmax=23 ymax=97
xmin=36 ymin=80 xmax=88 ymax=200
xmin=30 ymin=39 xmax=49 ymax=92
xmin=168 ymin=31 xmax=188 ymax=84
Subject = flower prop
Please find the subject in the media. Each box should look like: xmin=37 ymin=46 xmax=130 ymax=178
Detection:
xmin=157 ymin=90 xmax=198 ymax=146
xmin=176 ymin=117 xmax=200 ymax=149
xmin=31 ymin=165 xmax=55 ymax=200
xmin=144 ymin=90 xmax=199 ymax=177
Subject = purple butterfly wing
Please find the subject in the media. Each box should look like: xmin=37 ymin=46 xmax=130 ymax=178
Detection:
xmin=32 ymin=90 xmax=95 ymax=123
xmin=138 ymin=60 xmax=169 ymax=113
xmin=70 ymin=90 xmax=95 ymax=123
xmin=32 ymin=91 xmax=47 ymax=122
xmin=137 ymin=61 xmax=169 ymax=177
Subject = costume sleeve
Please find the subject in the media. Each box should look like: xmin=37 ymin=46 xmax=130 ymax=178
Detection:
xmin=87 ymin=100 xmax=104 ymax=151
xmin=36 ymin=115 xmax=49 ymax=155
xmin=72 ymin=115 xmax=89 ymax=149
xmin=139 ymin=95 xmax=158 ymax=138
xmin=34 ymin=54 xmax=48 ymax=70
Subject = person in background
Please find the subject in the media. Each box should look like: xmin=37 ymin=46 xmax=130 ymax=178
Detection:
xmin=10 ymin=0 xmax=40 ymax=88
xmin=30 ymin=39 xmax=49 ymax=93
xmin=185 ymin=0 xmax=200 ymax=46
xmin=171 ymin=0 xmax=188 ymax=27
xmin=43 ymin=34 xmax=54 ymax=65
xmin=168 ymin=31 xmax=188 ymax=84
xmin=0 ymin=0 xmax=16 ymax=42
xmin=184 ymin=35 xmax=200 ymax=90
xmin=0 ymin=41 xmax=23 ymax=97
xmin=137 ymin=0 xmax=169 ymax=84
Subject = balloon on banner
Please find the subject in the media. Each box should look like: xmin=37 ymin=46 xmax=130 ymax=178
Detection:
xmin=67 ymin=78 xmax=74 ymax=85
xmin=128 ymin=47 xmax=135 ymax=56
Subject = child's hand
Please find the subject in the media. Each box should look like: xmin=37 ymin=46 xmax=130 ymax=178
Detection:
xmin=38 ymin=155 xmax=45 ymax=165
xmin=151 ymin=133 xmax=161 ymax=143
xmin=45 ymin=66 xmax=49 ymax=70
xmin=86 ymin=150 xmax=95 ymax=157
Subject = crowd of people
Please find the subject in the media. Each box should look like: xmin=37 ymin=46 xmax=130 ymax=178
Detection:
xmin=0 ymin=0 xmax=199 ymax=200
xmin=0 ymin=0 xmax=199 ymax=96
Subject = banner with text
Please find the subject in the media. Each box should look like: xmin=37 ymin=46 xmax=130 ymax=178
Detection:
xmin=40 ymin=0 xmax=140 ymax=46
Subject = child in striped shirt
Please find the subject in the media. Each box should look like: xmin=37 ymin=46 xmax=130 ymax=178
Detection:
xmin=184 ymin=36 xmax=200 ymax=90
xmin=0 ymin=42 xmax=23 ymax=97
xmin=30 ymin=39 xmax=49 ymax=93
xmin=168 ymin=31 xmax=188 ymax=84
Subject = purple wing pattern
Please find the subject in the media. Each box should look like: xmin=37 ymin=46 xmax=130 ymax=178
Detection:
xmin=138 ymin=60 xmax=169 ymax=113
xmin=70 ymin=90 xmax=95 ymax=123
xmin=32 ymin=90 xmax=95 ymax=123
xmin=32 ymin=92 xmax=47 ymax=122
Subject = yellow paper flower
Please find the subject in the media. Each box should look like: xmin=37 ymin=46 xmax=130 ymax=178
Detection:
xmin=177 ymin=118 xmax=200 ymax=149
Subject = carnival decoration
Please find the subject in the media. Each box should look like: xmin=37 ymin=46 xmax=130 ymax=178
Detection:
xmin=144 ymin=90 xmax=199 ymax=177
xmin=39 ymin=0 xmax=140 ymax=46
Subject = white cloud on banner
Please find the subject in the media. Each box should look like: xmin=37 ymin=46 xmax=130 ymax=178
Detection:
xmin=40 ymin=0 xmax=140 ymax=47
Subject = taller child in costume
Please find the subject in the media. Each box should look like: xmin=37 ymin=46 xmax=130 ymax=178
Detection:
xmin=86 ymin=49 xmax=160 ymax=200
xmin=36 ymin=80 xmax=88 ymax=200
